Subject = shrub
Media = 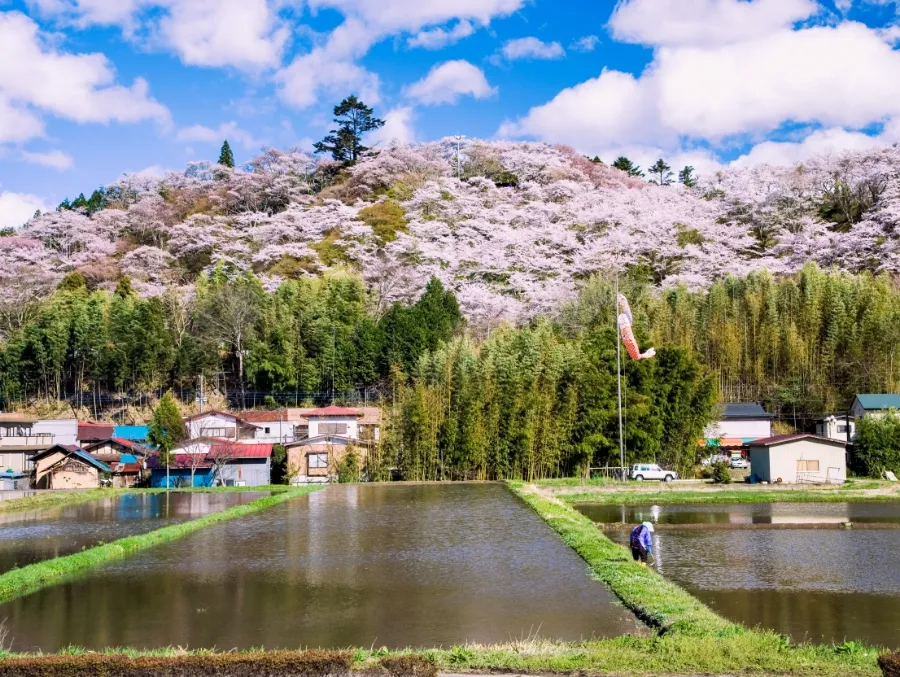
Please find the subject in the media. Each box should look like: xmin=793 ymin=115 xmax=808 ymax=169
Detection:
xmin=337 ymin=445 xmax=360 ymax=484
xmin=711 ymin=461 xmax=732 ymax=484
xmin=356 ymin=201 xmax=409 ymax=244
xmin=853 ymin=410 xmax=900 ymax=478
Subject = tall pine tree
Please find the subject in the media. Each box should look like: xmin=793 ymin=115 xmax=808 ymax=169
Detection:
xmin=218 ymin=140 xmax=235 ymax=168
xmin=314 ymin=95 xmax=385 ymax=164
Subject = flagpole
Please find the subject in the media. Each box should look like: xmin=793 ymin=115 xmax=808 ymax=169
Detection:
xmin=616 ymin=266 xmax=625 ymax=480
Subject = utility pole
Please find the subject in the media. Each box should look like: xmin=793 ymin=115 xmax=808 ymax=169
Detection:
xmin=331 ymin=325 xmax=336 ymax=404
xmin=616 ymin=267 xmax=625 ymax=480
xmin=455 ymin=134 xmax=462 ymax=180
xmin=198 ymin=374 xmax=204 ymax=413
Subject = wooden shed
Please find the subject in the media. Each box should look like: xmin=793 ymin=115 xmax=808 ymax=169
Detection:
xmin=32 ymin=445 xmax=111 ymax=489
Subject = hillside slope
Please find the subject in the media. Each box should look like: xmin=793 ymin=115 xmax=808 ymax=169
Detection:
xmin=5 ymin=140 xmax=900 ymax=322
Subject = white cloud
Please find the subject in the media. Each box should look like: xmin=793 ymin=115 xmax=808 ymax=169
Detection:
xmin=407 ymin=20 xmax=474 ymax=50
xmin=277 ymin=50 xmax=381 ymax=109
xmin=0 ymin=98 xmax=45 ymax=143
xmin=500 ymin=37 xmax=565 ymax=60
xmin=306 ymin=0 xmax=524 ymax=33
xmin=609 ymin=0 xmax=819 ymax=47
xmin=571 ymin=35 xmax=600 ymax=52
xmin=176 ymin=121 xmax=261 ymax=150
xmin=368 ymin=106 xmax=416 ymax=145
xmin=158 ymin=0 xmax=288 ymax=70
xmin=0 ymin=10 xmax=170 ymax=143
xmin=405 ymin=60 xmax=496 ymax=105
xmin=21 ymin=149 xmax=74 ymax=170
xmin=502 ymin=22 xmax=900 ymax=153
xmin=0 ymin=191 xmax=49 ymax=229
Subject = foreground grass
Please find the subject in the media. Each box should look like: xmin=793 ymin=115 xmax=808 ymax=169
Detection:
xmin=0 ymin=486 xmax=319 ymax=605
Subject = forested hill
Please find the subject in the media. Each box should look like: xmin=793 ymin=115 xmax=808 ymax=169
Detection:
xmin=5 ymin=140 xmax=900 ymax=324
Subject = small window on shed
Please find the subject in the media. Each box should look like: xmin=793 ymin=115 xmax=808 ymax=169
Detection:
xmin=797 ymin=460 xmax=820 ymax=472
xmin=264 ymin=427 xmax=271 ymax=434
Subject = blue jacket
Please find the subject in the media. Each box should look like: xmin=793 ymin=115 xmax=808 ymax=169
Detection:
xmin=630 ymin=525 xmax=653 ymax=553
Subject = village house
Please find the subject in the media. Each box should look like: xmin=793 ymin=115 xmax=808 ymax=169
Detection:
xmin=748 ymin=434 xmax=847 ymax=484
xmin=702 ymin=403 xmax=774 ymax=457
xmin=285 ymin=406 xmax=377 ymax=483
xmin=77 ymin=422 xmax=115 ymax=447
xmin=815 ymin=415 xmax=856 ymax=442
xmin=0 ymin=413 xmax=57 ymax=472
xmin=84 ymin=439 xmax=148 ymax=488
xmin=149 ymin=442 xmax=273 ymax=487
xmin=850 ymin=394 xmax=900 ymax=420
xmin=184 ymin=410 xmax=295 ymax=443
xmin=32 ymin=445 xmax=111 ymax=489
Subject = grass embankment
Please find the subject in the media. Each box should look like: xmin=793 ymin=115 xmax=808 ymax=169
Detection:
xmin=0 ymin=485 xmax=296 ymax=517
xmin=0 ymin=486 xmax=318 ymax=605
xmin=536 ymin=477 xmax=900 ymax=505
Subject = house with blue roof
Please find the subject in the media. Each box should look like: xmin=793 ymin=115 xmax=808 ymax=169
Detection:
xmin=851 ymin=394 xmax=900 ymax=420
xmin=31 ymin=444 xmax=111 ymax=489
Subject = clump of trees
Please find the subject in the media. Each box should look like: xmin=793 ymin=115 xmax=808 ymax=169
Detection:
xmin=853 ymin=411 xmax=900 ymax=478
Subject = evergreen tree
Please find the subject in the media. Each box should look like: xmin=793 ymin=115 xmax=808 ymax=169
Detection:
xmin=678 ymin=165 xmax=697 ymax=188
xmin=649 ymin=159 xmax=674 ymax=185
xmin=313 ymin=95 xmax=385 ymax=164
xmin=612 ymin=156 xmax=644 ymax=178
xmin=218 ymin=140 xmax=235 ymax=168
xmin=148 ymin=391 xmax=185 ymax=487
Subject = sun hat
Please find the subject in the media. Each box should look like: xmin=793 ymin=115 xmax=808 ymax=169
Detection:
xmin=642 ymin=521 xmax=655 ymax=533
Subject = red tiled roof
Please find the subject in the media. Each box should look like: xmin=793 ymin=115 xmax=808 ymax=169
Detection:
xmin=77 ymin=423 xmax=115 ymax=441
xmin=750 ymin=433 xmax=846 ymax=447
xmin=110 ymin=462 xmax=142 ymax=474
xmin=208 ymin=443 xmax=273 ymax=459
xmin=241 ymin=410 xmax=288 ymax=423
xmin=302 ymin=405 xmax=362 ymax=418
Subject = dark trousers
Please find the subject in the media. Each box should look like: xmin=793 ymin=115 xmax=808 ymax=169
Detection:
xmin=631 ymin=546 xmax=649 ymax=563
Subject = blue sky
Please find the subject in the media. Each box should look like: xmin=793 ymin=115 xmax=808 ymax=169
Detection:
xmin=2 ymin=0 xmax=900 ymax=226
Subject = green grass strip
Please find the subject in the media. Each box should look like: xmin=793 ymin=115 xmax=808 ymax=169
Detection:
xmin=560 ymin=488 xmax=900 ymax=504
xmin=508 ymin=480 xmax=733 ymax=636
xmin=0 ymin=486 xmax=320 ymax=605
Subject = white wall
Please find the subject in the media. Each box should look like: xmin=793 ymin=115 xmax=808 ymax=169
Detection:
xmin=32 ymin=419 xmax=78 ymax=446
xmin=815 ymin=418 xmax=855 ymax=442
xmin=188 ymin=414 xmax=239 ymax=439
xmin=308 ymin=416 xmax=359 ymax=439
xmin=749 ymin=439 xmax=846 ymax=484
xmin=248 ymin=421 xmax=295 ymax=443
xmin=707 ymin=419 xmax=772 ymax=440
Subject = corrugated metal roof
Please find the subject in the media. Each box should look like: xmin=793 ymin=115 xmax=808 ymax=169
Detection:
xmin=184 ymin=410 xmax=244 ymax=423
xmin=208 ymin=443 xmax=272 ymax=459
xmin=723 ymin=403 xmax=773 ymax=419
xmin=112 ymin=425 xmax=149 ymax=441
xmin=241 ymin=410 xmax=288 ymax=423
xmin=855 ymin=394 xmax=900 ymax=410
xmin=749 ymin=433 xmax=846 ymax=448
xmin=302 ymin=405 xmax=362 ymax=418
xmin=77 ymin=422 xmax=115 ymax=441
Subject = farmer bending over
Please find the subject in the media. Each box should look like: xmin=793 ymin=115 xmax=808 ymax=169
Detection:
xmin=630 ymin=521 xmax=654 ymax=566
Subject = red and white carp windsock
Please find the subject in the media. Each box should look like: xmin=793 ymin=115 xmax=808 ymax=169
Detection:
xmin=617 ymin=293 xmax=656 ymax=361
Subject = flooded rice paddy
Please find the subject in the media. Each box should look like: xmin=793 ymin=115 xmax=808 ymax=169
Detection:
xmin=580 ymin=502 xmax=900 ymax=649
xmin=0 ymin=484 xmax=644 ymax=652
xmin=0 ymin=492 xmax=268 ymax=573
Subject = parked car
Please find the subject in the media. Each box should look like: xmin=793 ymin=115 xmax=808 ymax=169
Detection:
xmin=701 ymin=454 xmax=728 ymax=466
xmin=730 ymin=456 xmax=749 ymax=469
xmin=629 ymin=464 xmax=678 ymax=482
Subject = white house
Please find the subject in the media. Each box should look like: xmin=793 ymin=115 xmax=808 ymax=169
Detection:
xmin=184 ymin=410 xmax=296 ymax=444
xmin=32 ymin=419 xmax=78 ymax=447
xmin=288 ymin=406 xmax=381 ymax=442
xmin=748 ymin=434 xmax=847 ymax=484
xmin=815 ymin=415 xmax=856 ymax=442
xmin=850 ymin=394 xmax=900 ymax=420
xmin=704 ymin=403 xmax=774 ymax=442
xmin=0 ymin=413 xmax=56 ymax=472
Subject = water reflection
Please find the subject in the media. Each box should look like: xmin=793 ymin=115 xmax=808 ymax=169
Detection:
xmin=578 ymin=502 xmax=900 ymax=526
xmin=0 ymin=484 xmax=645 ymax=652
xmin=0 ymin=492 xmax=268 ymax=573
xmin=605 ymin=525 xmax=900 ymax=648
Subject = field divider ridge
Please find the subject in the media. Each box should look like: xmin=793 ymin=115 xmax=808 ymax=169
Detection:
xmin=0 ymin=486 xmax=320 ymax=605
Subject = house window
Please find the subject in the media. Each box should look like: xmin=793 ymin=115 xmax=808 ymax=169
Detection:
xmin=319 ymin=423 xmax=347 ymax=435
xmin=359 ymin=425 xmax=375 ymax=441
xmin=837 ymin=425 xmax=848 ymax=433
xmin=296 ymin=426 xmax=309 ymax=440
xmin=264 ymin=427 xmax=271 ymax=434
xmin=202 ymin=427 xmax=231 ymax=438
xmin=309 ymin=453 xmax=328 ymax=469
xmin=797 ymin=460 xmax=820 ymax=472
